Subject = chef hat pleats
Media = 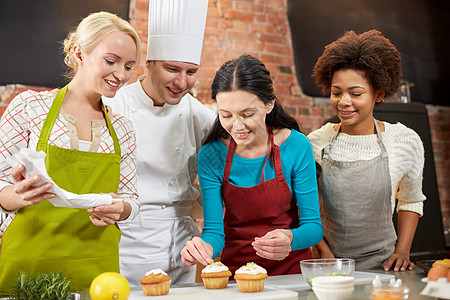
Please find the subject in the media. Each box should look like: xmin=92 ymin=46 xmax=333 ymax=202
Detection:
xmin=147 ymin=0 xmax=209 ymax=65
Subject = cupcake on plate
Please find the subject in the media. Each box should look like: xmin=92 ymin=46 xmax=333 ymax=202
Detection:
xmin=234 ymin=262 xmax=268 ymax=293
xmin=201 ymin=261 xmax=232 ymax=289
xmin=140 ymin=269 xmax=171 ymax=296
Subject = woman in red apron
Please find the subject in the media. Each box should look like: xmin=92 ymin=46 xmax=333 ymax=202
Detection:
xmin=0 ymin=12 xmax=140 ymax=294
xmin=308 ymin=30 xmax=425 ymax=272
xmin=181 ymin=55 xmax=323 ymax=275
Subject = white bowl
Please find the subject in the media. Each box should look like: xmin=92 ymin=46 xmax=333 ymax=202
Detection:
xmin=313 ymin=286 xmax=354 ymax=300
xmin=300 ymin=258 xmax=355 ymax=287
xmin=312 ymin=276 xmax=354 ymax=289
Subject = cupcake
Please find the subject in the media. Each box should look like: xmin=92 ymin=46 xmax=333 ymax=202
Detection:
xmin=234 ymin=262 xmax=268 ymax=293
xmin=140 ymin=269 xmax=171 ymax=296
xmin=201 ymin=261 xmax=232 ymax=289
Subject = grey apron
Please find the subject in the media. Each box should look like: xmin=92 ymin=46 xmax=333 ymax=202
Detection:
xmin=319 ymin=119 xmax=397 ymax=270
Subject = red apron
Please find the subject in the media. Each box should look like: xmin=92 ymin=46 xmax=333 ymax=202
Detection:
xmin=220 ymin=127 xmax=312 ymax=276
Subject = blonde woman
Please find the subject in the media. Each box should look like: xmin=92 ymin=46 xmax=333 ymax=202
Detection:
xmin=0 ymin=12 xmax=140 ymax=293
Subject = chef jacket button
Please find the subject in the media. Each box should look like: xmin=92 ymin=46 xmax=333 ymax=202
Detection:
xmin=161 ymin=205 xmax=166 ymax=209
xmin=178 ymin=113 xmax=182 ymax=117
xmin=131 ymin=109 xmax=137 ymax=113
xmin=175 ymin=146 xmax=180 ymax=151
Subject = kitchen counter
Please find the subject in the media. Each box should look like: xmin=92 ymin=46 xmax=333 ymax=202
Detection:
xmin=76 ymin=268 xmax=435 ymax=299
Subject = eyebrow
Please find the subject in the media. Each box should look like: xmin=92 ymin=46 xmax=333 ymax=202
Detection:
xmin=218 ymin=107 xmax=257 ymax=113
xmin=105 ymin=53 xmax=136 ymax=64
xmin=163 ymin=63 xmax=198 ymax=72
xmin=331 ymin=85 xmax=365 ymax=90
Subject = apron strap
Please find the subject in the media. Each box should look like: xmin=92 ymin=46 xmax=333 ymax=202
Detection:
xmin=322 ymin=118 xmax=386 ymax=160
xmin=223 ymin=137 xmax=236 ymax=182
xmin=373 ymin=119 xmax=388 ymax=158
xmin=223 ymin=126 xmax=283 ymax=184
xmin=37 ymin=84 xmax=68 ymax=147
xmin=36 ymin=84 xmax=120 ymax=156
xmin=101 ymin=101 xmax=121 ymax=156
xmin=261 ymin=126 xmax=284 ymax=182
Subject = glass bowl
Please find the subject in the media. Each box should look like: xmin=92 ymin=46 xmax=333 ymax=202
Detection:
xmin=300 ymin=258 xmax=355 ymax=286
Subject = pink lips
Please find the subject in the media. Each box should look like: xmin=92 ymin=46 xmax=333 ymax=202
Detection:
xmin=233 ymin=132 xmax=250 ymax=140
xmin=105 ymin=79 xmax=120 ymax=90
xmin=338 ymin=110 xmax=356 ymax=119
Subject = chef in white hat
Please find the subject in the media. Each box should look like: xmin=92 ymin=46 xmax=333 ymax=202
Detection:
xmin=103 ymin=0 xmax=216 ymax=286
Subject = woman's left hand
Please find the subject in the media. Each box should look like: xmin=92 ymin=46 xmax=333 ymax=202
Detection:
xmin=87 ymin=193 xmax=127 ymax=226
xmin=252 ymin=229 xmax=293 ymax=260
xmin=382 ymin=252 xmax=415 ymax=272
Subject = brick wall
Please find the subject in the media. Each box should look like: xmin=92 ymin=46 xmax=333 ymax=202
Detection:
xmin=0 ymin=0 xmax=449 ymax=225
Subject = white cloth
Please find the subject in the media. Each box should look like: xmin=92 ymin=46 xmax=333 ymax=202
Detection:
xmin=103 ymin=79 xmax=216 ymax=286
xmin=147 ymin=0 xmax=209 ymax=64
xmin=307 ymin=122 xmax=426 ymax=216
xmin=0 ymin=89 xmax=139 ymax=241
xmin=5 ymin=148 xmax=115 ymax=208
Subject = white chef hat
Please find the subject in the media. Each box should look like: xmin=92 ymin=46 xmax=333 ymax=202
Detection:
xmin=147 ymin=0 xmax=209 ymax=65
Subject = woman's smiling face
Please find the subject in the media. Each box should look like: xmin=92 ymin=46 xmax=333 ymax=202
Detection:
xmin=216 ymin=89 xmax=273 ymax=147
xmin=330 ymin=69 xmax=385 ymax=135
xmin=77 ymin=30 xmax=137 ymax=99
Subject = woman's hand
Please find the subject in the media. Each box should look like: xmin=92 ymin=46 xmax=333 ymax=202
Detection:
xmin=180 ymin=236 xmax=214 ymax=266
xmin=0 ymin=164 xmax=55 ymax=211
xmin=382 ymin=252 xmax=415 ymax=272
xmin=87 ymin=193 xmax=130 ymax=226
xmin=382 ymin=211 xmax=419 ymax=271
xmin=252 ymin=229 xmax=293 ymax=261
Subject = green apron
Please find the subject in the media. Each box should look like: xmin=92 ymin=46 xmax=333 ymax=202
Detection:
xmin=0 ymin=85 xmax=122 ymax=295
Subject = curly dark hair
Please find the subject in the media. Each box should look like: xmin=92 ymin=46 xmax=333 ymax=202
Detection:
xmin=312 ymin=30 xmax=402 ymax=98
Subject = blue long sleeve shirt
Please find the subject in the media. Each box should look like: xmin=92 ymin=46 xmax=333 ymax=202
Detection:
xmin=198 ymin=129 xmax=323 ymax=258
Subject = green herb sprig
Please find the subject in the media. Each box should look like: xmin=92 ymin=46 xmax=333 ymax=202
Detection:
xmin=9 ymin=271 xmax=72 ymax=300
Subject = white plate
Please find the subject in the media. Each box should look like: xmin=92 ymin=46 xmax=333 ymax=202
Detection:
xmin=420 ymin=278 xmax=450 ymax=299
xmin=129 ymin=283 xmax=298 ymax=300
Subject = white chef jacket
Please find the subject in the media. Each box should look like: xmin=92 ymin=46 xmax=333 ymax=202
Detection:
xmin=103 ymin=77 xmax=216 ymax=287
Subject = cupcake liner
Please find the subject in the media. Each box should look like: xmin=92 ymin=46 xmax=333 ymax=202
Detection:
xmin=202 ymin=277 xmax=229 ymax=289
xmin=236 ymin=279 xmax=265 ymax=293
xmin=142 ymin=279 xmax=171 ymax=296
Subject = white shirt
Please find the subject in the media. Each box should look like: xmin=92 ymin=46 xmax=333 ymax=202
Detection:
xmin=103 ymin=77 xmax=216 ymax=285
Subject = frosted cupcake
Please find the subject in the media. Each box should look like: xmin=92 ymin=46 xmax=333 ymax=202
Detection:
xmin=234 ymin=262 xmax=268 ymax=293
xmin=140 ymin=269 xmax=171 ymax=296
xmin=201 ymin=261 xmax=232 ymax=289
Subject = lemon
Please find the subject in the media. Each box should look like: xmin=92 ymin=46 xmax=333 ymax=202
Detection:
xmin=89 ymin=272 xmax=130 ymax=300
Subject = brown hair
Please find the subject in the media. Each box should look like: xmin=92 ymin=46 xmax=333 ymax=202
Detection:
xmin=312 ymin=30 xmax=402 ymax=98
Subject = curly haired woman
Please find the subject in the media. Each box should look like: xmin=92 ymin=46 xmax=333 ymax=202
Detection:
xmin=308 ymin=30 xmax=425 ymax=272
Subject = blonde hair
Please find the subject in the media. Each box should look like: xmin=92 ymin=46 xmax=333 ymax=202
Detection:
xmin=63 ymin=11 xmax=141 ymax=78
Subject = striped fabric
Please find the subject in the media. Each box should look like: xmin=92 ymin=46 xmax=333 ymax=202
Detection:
xmin=0 ymin=89 xmax=138 ymax=239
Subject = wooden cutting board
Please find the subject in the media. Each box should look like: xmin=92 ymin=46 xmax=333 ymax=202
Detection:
xmin=129 ymin=283 xmax=298 ymax=300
